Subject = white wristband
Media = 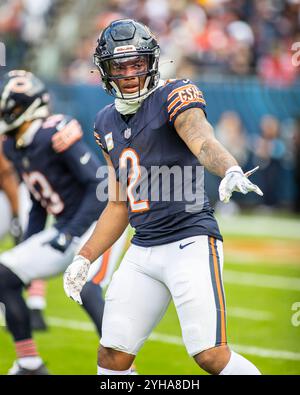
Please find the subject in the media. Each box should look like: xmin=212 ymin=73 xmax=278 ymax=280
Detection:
xmin=225 ymin=165 xmax=243 ymax=176
xmin=75 ymin=255 xmax=91 ymax=265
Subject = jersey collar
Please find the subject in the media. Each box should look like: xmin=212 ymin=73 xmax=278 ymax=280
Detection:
xmin=114 ymin=79 xmax=165 ymax=115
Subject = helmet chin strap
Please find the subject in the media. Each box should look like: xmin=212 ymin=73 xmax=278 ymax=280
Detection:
xmin=114 ymin=77 xmax=164 ymax=115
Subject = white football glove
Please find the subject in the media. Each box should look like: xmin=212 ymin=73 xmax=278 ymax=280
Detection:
xmin=219 ymin=166 xmax=263 ymax=203
xmin=63 ymin=255 xmax=91 ymax=304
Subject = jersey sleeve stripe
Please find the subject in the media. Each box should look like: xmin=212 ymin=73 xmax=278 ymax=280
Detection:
xmin=169 ymin=99 xmax=206 ymax=121
xmin=52 ymin=119 xmax=83 ymax=153
xmin=167 ymin=96 xmax=181 ymax=113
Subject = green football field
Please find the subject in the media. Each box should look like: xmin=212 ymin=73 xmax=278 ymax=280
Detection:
xmin=1 ymin=214 xmax=300 ymax=375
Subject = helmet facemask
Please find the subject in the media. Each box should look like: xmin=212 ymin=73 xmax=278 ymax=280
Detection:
xmin=94 ymin=50 xmax=160 ymax=100
xmin=93 ymin=17 xmax=161 ymax=101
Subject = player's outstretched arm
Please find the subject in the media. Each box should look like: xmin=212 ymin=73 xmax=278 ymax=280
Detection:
xmin=174 ymin=108 xmax=263 ymax=202
xmin=174 ymin=108 xmax=237 ymax=177
xmin=63 ymin=151 xmax=129 ymax=303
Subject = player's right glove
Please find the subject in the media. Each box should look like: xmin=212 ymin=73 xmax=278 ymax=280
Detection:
xmin=219 ymin=165 xmax=263 ymax=203
xmin=63 ymin=255 xmax=90 ymax=304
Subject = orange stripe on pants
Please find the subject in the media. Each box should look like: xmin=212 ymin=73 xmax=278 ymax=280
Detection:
xmin=210 ymin=237 xmax=227 ymax=345
xmin=92 ymin=248 xmax=112 ymax=285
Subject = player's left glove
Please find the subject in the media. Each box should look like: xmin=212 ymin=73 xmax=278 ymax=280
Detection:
xmin=48 ymin=232 xmax=73 ymax=253
xmin=63 ymin=255 xmax=91 ymax=304
xmin=10 ymin=216 xmax=23 ymax=245
xmin=219 ymin=165 xmax=263 ymax=203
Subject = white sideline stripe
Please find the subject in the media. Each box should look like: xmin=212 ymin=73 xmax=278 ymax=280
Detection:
xmin=47 ymin=317 xmax=300 ymax=361
xmin=48 ymin=317 xmax=94 ymax=331
xmin=224 ymin=252 xmax=300 ymax=265
xmin=149 ymin=333 xmax=300 ymax=361
xmin=224 ymin=270 xmax=300 ymax=292
xmin=227 ymin=307 xmax=273 ymax=321
xmin=217 ymin=215 xmax=300 ymax=240
xmin=230 ymin=344 xmax=300 ymax=362
xmin=0 ymin=310 xmax=275 ymax=327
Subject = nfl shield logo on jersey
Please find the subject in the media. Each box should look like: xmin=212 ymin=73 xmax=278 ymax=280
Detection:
xmin=105 ymin=132 xmax=114 ymax=151
xmin=124 ymin=128 xmax=131 ymax=139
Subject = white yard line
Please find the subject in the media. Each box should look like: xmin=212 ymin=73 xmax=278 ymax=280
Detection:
xmin=224 ymin=252 xmax=300 ymax=266
xmin=230 ymin=344 xmax=300 ymax=362
xmin=149 ymin=332 xmax=300 ymax=361
xmin=217 ymin=215 xmax=300 ymax=240
xmin=227 ymin=307 xmax=273 ymax=321
xmin=47 ymin=317 xmax=300 ymax=361
xmin=224 ymin=270 xmax=300 ymax=291
xmin=48 ymin=317 xmax=95 ymax=332
xmin=0 ymin=307 xmax=276 ymax=328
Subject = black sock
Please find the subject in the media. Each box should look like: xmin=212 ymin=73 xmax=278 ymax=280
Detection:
xmin=80 ymin=280 xmax=104 ymax=337
xmin=0 ymin=264 xmax=32 ymax=341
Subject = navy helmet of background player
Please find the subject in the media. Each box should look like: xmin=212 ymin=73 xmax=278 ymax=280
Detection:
xmin=0 ymin=70 xmax=109 ymax=375
xmin=0 ymin=70 xmax=50 ymax=136
xmin=64 ymin=19 xmax=263 ymax=376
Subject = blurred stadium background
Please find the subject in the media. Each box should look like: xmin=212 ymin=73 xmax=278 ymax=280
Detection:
xmin=1 ymin=0 xmax=300 ymax=375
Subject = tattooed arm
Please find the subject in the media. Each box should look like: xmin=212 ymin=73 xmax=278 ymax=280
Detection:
xmin=174 ymin=108 xmax=238 ymax=177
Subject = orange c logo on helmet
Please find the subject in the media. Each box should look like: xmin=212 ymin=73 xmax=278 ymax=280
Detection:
xmin=8 ymin=76 xmax=33 ymax=94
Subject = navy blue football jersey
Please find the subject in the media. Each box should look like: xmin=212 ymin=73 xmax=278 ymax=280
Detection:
xmin=94 ymin=79 xmax=222 ymax=246
xmin=3 ymin=114 xmax=106 ymax=239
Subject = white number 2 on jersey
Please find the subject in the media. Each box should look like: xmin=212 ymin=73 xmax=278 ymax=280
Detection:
xmin=119 ymin=148 xmax=149 ymax=213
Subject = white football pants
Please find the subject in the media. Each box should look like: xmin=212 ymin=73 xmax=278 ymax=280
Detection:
xmin=0 ymin=224 xmax=129 ymax=287
xmin=100 ymin=235 xmax=227 ymax=357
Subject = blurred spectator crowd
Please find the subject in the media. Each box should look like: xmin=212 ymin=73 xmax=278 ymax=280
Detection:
xmin=93 ymin=0 xmax=300 ymax=86
xmin=0 ymin=0 xmax=56 ymax=69
xmin=213 ymin=110 xmax=300 ymax=212
xmin=0 ymin=0 xmax=300 ymax=85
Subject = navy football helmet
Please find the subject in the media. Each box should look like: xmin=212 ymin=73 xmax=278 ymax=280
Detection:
xmin=93 ymin=19 xmax=160 ymax=100
xmin=0 ymin=70 xmax=50 ymax=136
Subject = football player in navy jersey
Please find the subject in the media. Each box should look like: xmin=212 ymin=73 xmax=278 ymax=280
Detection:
xmin=0 ymin=70 xmax=128 ymax=375
xmin=64 ymin=19 xmax=263 ymax=375
xmin=0 ymin=141 xmax=49 ymax=332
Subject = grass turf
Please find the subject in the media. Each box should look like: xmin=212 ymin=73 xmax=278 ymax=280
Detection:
xmin=0 ymin=220 xmax=300 ymax=375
